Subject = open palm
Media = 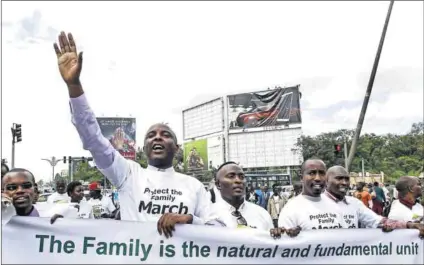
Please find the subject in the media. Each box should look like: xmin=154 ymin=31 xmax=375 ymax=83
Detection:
xmin=53 ymin=32 xmax=83 ymax=85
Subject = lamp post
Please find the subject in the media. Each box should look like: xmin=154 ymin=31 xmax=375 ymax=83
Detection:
xmin=41 ymin=156 xmax=62 ymax=183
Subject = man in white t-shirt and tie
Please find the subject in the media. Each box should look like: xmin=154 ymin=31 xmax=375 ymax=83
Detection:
xmin=212 ymin=162 xmax=274 ymax=231
xmin=53 ymin=31 xmax=217 ymax=238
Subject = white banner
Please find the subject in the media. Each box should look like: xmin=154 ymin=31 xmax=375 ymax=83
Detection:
xmin=2 ymin=217 xmax=423 ymax=264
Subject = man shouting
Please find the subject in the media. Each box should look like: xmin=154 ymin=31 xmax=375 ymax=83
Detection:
xmin=53 ymin=32 xmax=217 ymax=237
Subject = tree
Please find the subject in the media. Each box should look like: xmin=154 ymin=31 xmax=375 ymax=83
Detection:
xmin=37 ymin=179 xmax=44 ymax=187
xmin=72 ymin=162 xmax=104 ymax=183
xmin=54 ymin=173 xmax=63 ymax=182
xmin=294 ymin=123 xmax=423 ymax=183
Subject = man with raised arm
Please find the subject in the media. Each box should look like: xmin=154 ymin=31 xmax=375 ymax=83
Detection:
xmin=53 ymin=32 xmax=217 ymax=238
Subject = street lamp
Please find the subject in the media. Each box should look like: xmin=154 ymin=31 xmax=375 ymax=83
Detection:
xmin=41 ymin=156 xmax=62 ymax=183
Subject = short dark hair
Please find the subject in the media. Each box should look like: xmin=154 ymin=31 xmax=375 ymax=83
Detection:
xmin=145 ymin=123 xmax=178 ymax=145
xmin=300 ymin=159 xmax=326 ymax=176
xmin=214 ymin=161 xmax=238 ymax=180
xmin=67 ymin=181 xmax=82 ymax=196
xmin=6 ymin=168 xmax=35 ymax=184
xmin=373 ymin=182 xmax=379 ymax=186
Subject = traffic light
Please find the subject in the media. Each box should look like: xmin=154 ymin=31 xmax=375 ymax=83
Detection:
xmin=11 ymin=124 xmax=22 ymax=143
xmin=81 ymin=156 xmax=85 ymax=163
xmin=63 ymin=156 xmax=67 ymax=163
xmin=15 ymin=124 xmax=22 ymax=142
xmin=334 ymin=144 xmax=341 ymax=154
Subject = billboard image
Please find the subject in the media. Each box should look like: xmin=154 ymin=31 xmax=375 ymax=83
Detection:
xmin=97 ymin=117 xmax=136 ymax=160
xmin=227 ymin=86 xmax=301 ymax=129
xmin=184 ymin=139 xmax=208 ymax=171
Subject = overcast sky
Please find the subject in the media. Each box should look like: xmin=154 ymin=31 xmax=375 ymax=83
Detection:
xmin=1 ymin=1 xmax=423 ymax=182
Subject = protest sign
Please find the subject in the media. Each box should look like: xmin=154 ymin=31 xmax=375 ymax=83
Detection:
xmin=2 ymin=216 xmax=423 ymax=264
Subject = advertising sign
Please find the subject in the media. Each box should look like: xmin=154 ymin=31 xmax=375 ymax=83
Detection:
xmin=182 ymin=98 xmax=224 ymax=140
xmin=184 ymin=139 xmax=208 ymax=171
xmin=97 ymin=117 xmax=136 ymax=160
xmin=227 ymin=86 xmax=301 ymax=130
xmin=207 ymin=135 xmax=224 ymax=170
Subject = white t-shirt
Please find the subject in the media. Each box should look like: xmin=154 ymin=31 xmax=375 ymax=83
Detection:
xmin=212 ymin=199 xmax=274 ymax=231
xmin=77 ymin=201 xmax=95 ymax=219
xmin=206 ymin=186 xmax=222 ymax=203
xmin=89 ymin=196 xmax=116 ymax=217
xmin=278 ymin=194 xmax=382 ymax=230
xmin=99 ymin=154 xmax=217 ymax=224
xmin=47 ymin=192 xmax=70 ymax=204
xmin=388 ymin=200 xmax=423 ymax=222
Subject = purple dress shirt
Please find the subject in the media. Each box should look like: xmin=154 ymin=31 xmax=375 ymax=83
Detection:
xmin=69 ymin=94 xmax=115 ymax=169
xmin=27 ymin=206 xmax=40 ymax=217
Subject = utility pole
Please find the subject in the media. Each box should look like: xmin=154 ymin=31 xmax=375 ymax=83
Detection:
xmin=41 ymin=156 xmax=62 ymax=183
xmin=361 ymin=158 xmax=365 ymax=179
xmin=10 ymin=123 xmax=22 ymax=168
xmin=346 ymin=1 xmax=394 ymax=171
xmin=344 ymin=138 xmax=348 ymax=170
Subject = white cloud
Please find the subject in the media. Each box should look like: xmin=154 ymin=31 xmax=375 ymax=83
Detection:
xmin=1 ymin=1 xmax=422 ymax=181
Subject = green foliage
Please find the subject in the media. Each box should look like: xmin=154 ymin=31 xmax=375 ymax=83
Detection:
xmin=293 ymin=122 xmax=423 ymax=183
xmin=72 ymin=162 xmax=104 ymax=183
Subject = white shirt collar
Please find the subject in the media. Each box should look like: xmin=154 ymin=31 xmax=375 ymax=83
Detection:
xmin=147 ymin=165 xmax=175 ymax=173
xmin=219 ymin=198 xmax=246 ymax=212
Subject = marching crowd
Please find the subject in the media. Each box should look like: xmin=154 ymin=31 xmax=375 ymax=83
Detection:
xmin=2 ymin=31 xmax=424 ymax=244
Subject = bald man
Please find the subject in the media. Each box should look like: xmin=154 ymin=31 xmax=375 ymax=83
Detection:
xmin=276 ymin=163 xmax=424 ymax=238
xmin=388 ymin=176 xmax=423 ymax=223
xmin=54 ymin=31 xmax=217 ymax=238
xmin=323 ymin=166 xmax=423 ymax=235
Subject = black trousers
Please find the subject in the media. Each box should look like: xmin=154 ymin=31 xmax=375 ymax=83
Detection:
xmin=273 ymin=219 xmax=278 ymax=228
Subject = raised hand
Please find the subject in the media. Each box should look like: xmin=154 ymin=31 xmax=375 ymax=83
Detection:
xmin=53 ymin=32 xmax=83 ymax=85
xmin=112 ymin=128 xmax=125 ymax=150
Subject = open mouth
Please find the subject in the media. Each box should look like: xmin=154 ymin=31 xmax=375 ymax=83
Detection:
xmin=152 ymin=144 xmax=165 ymax=152
xmin=14 ymin=196 xmax=28 ymax=203
xmin=312 ymin=184 xmax=322 ymax=190
xmin=339 ymin=186 xmax=348 ymax=192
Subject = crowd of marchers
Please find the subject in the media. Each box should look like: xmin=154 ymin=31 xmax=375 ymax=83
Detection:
xmin=2 ymin=31 xmax=423 ymax=242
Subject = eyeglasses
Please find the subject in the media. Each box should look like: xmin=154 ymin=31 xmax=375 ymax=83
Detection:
xmin=4 ymin=182 xmax=33 ymax=191
xmin=231 ymin=210 xmax=248 ymax=226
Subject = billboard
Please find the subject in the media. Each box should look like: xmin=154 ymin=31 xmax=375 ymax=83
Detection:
xmin=207 ymin=135 xmax=225 ymax=170
xmin=183 ymin=98 xmax=224 ymax=140
xmin=227 ymin=86 xmax=301 ymax=130
xmin=228 ymin=128 xmax=302 ymax=168
xmin=97 ymin=117 xmax=136 ymax=160
xmin=184 ymin=139 xmax=208 ymax=171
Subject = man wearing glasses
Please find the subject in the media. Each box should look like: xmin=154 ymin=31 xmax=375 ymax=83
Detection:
xmin=2 ymin=168 xmax=39 ymax=217
xmin=212 ymin=162 xmax=274 ymax=231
